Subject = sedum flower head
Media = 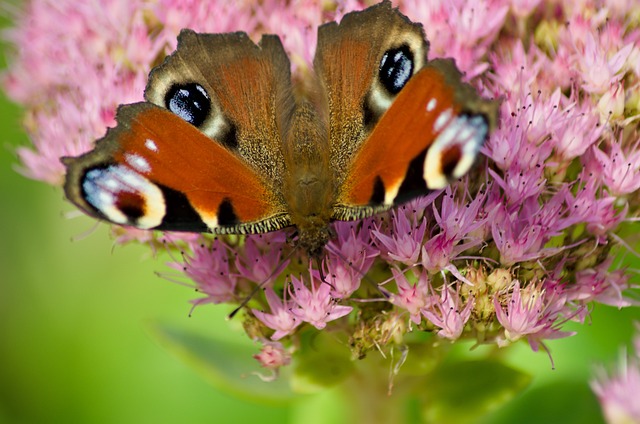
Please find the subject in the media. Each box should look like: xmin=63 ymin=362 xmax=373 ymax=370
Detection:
xmin=4 ymin=0 xmax=640 ymax=381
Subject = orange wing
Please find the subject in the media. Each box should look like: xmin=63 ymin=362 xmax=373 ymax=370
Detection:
xmin=63 ymin=103 xmax=290 ymax=233
xmin=334 ymin=59 xmax=498 ymax=219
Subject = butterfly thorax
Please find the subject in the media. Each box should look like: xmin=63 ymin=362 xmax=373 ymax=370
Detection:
xmin=283 ymin=102 xmax=335 ymax=257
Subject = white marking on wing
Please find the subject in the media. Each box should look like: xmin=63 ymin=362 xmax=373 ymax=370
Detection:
xmin=82 ymin=165 xmax=166 ymax=229
xmin=433 ymin=108 xmax=453 ymax=132
xmin=424 ymin=115 xmax=488 ymax=189
xmin=426 ymin=98 xmax=437 ymax=112
xmin=145 ymin=138 xmax=158 ymax=152
xmin=125 ymin=153 xmax=151 ymax=173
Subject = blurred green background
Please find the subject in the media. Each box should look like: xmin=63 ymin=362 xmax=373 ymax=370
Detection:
xmin=1 ymin=9 xmax=640 ymax=424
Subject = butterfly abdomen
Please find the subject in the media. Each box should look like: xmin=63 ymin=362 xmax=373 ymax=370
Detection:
xmin=280 ymin=102 xmax=336 ymax=257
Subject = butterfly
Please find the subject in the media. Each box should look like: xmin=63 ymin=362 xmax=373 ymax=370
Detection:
xmin=62 ymin=1 xmax=498 ymax=258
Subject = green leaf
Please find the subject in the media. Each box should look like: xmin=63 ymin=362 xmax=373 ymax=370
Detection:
xmin=421 ymin=360 xmax=532 ymax=424
xmin=148 ymin=321 xmax=296 ymax=404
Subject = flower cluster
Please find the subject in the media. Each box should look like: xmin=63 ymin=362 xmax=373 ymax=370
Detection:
xmin=4 ymin=0 xmax=640 ymax=382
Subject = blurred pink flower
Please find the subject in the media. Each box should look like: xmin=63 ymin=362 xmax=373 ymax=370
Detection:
xmin=254 ymin=340 xmax=292 ymax=369
xmin=592 ymin=328 xmax=640 ymax=424
xmin=170 ymin=238 xmax=238 ymax=306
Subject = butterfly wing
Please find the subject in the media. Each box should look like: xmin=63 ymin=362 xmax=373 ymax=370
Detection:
xmin=63 ymin=103 xmax=291 ymax=233
xmin=314 ymin=1 xmax=428 ymax=191
xmin=313 ymin=2 xmax=497 ymax=220
xmin=63 ymin=30 xmax=294 ymax=233
xmin=145 ymin=30 xmax=294 ymax=190
xmin=334 ymin=59 xmax=498 ymax=219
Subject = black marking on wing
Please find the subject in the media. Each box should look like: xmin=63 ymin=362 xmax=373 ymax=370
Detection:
xmin=362 ymin=99 xmax=377 ymax=130
xmin=158 ymin=185 xmax=208 ymax=232
xmin=394 ymin=148 xmax=429 ymax=205
xmin=165 ymin=83 xmax=211 ymax=128
xmin=441 ymin=144 xmax=462 ymax=178
xmin=217 ymin=197 xmax=239 ymax=226
xmin=369 ymin=176 xmax=386 ymax=205
xmin=117 ymin=192 xmax=146 ymax=222
xmin=379 ymin=44 xmax=414 ymax=95
xmin=220 ymin=121 xmax=239 ymax=150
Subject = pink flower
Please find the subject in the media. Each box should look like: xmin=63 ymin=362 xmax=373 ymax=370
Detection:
xmin=421 ymin=186 xmax=489 ymax=271
xmin=591 ymin=136 xmax=640 ymax=196
xmin=572 ymin=259 xmax=639 ymax=308
xmin=575 ymin=33 xmax=633 ymax=94
xmin=509 ymin=0 xmax=542 ymax=18
xmin=252 ymin=340 xmax=292 ymax=382
xmin=327 ymin=219 xmax=378 ymax=272
xmin=235 ymin=235 xmax=289 ymax=284
xmin=254 ymin=341 xmax=291 ymax=370
xmin=597 ymin=82 xmax=626 ymax=122
xmin=592 ymin=331 xmax=640 ymax=424
xmin=489 ymin=42 xmax=547 ymax=95
xmin=494 ymin=280 xmax=576 ymax=350
xmin=406 ymin=0 xmax=508 ymax=78
xmin=252 ymin=288 xmax=301 ymax=340
xmin=422 ymin=286 xmax=473 ymax=340
xmin=491 ymin=204 xmax=559 ymax=266
xmin=421 ymin=233 xmax=458 ymax=272
xmin=320 ymin=258 xmax=362 ymax=300
xmin=552 ymin=100 xmax=603 ymax=161
xmin=389 ymin=268 xmax=431 ymax=324
xmin=484 ymin=88 xmax=556 ymax=171
xmin=373 ymin=210 xmax=427 ymax=265
xmin=167 ymin=238 xmax=237 ymax=306
xmin=325 ymin=220 xmax=378 ymax=298
xmin=288 ymin=272 xmax=352 ymax=330
xmin=494 ymin=281 xmax=547 ymax=344
xmin=488 ymin=166 xmax=545 ymax=206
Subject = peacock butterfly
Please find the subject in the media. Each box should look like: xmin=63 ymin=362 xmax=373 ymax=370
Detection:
xmin=62 ymin=1 xmax=498 ymax=258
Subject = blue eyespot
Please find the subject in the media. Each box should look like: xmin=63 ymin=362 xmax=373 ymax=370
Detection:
xmin=379 ymin=45 xmax=414 ymax=95
xmin=165 ymin=83 xmax=211 ymax=127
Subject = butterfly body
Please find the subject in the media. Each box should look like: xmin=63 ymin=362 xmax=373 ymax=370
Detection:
xmin=281 ymin=102 xmax=335 ymax=256
xmin=62 ymin=1 xmax=498 ymax=258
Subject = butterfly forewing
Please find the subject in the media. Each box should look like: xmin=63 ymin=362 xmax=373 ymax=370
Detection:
xmin=63 ymin=103 xmax=290 ymax=233
xmin=333 ymin=59 xmax=498 ymax=219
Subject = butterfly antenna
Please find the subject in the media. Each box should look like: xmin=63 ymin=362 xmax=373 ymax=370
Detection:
xmin=227 ymin=247 xmax=298 ymax=320
xmin=315 ymin=257 xmax=337 ymax=290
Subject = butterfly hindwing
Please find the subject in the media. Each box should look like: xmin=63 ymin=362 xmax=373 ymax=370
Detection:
xmin=145 ymin=29 xmax=295 ymax=193
xmin=314 ymin=1 xmax=428 ymax=190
